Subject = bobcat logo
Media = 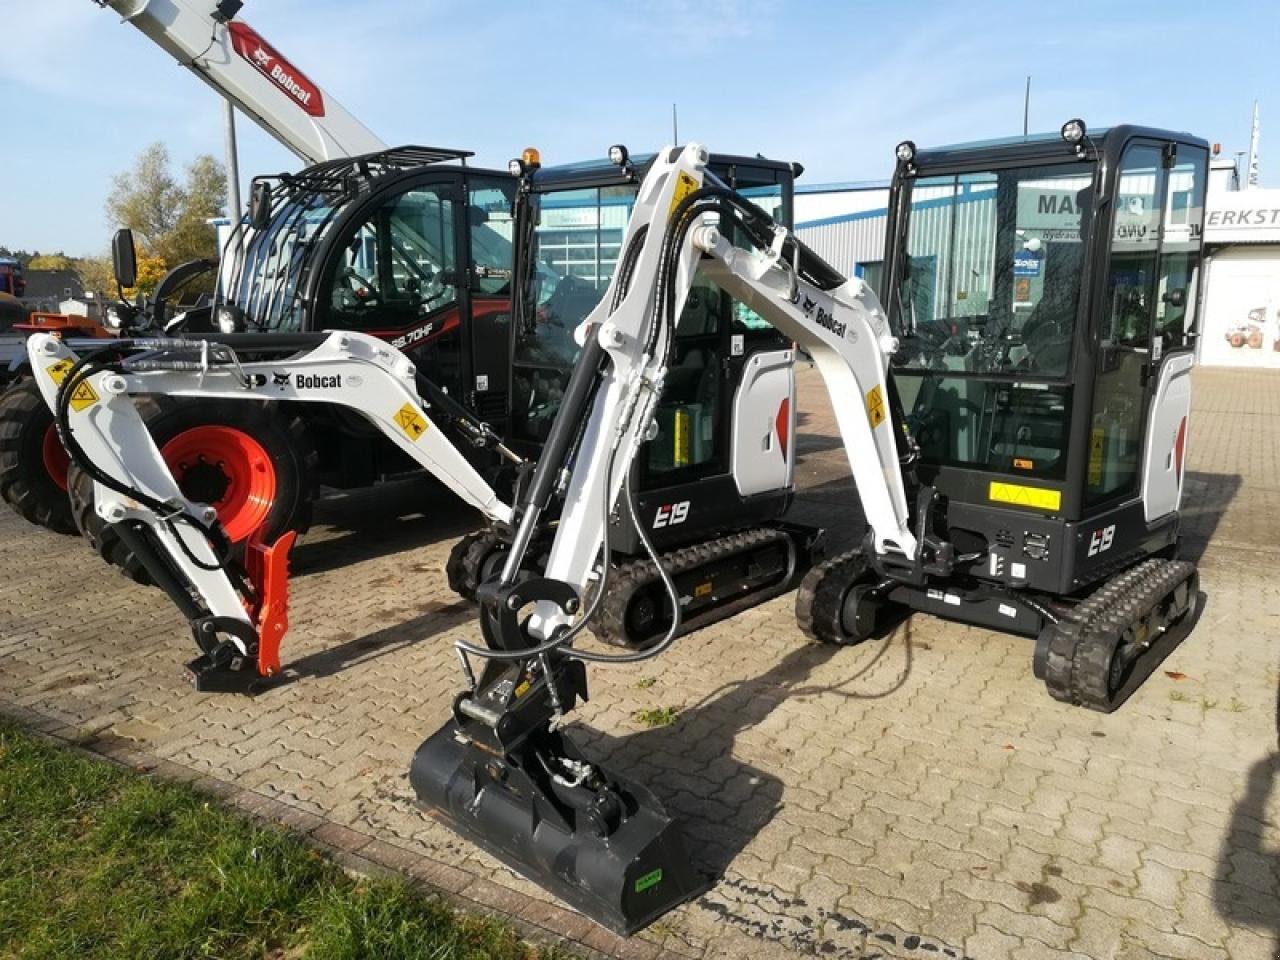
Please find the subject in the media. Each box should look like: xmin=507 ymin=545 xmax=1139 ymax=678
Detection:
xmin=272 ymin=371 xmax=291 ymax=387
xmin=802 ymin=295 xmax=816 ymax=316
xmin=252 ymin=46 xmax=273 ymax=69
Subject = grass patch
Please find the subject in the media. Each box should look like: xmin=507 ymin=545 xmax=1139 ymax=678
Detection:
xmin=0 ymin=722 xmax=563 ymax=960
xmin=632 ymin=707 xmax=678 ymax=729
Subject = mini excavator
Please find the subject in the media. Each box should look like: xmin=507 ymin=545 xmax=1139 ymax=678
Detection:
xmin=408 ymin=129 xmax=1205 ymax=932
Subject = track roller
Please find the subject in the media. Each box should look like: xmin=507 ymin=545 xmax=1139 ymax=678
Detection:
xmin=1038 ymin=558 xmax=1199 ymax=712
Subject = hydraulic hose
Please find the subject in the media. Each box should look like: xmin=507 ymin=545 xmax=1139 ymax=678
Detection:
xmin=54 ymin=345 xmax=237 ymax=575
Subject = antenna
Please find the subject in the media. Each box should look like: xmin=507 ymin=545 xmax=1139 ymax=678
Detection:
xmin=1023 ymin=76 xmax=1031 ymax=136
xmin=672 ymin=103 xmax=679 ymax=144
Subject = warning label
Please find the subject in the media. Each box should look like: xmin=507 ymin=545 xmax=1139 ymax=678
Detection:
xmin=46 ymin=359 xmax=74 ymax=385
xmin=668 ymin=170 xmax=700 ymax=221
xmin=394 ymin=403 xmax=428 ymax=441
xmin=68 ymin=380 xmax=99 ymax=412
xmin=865 ymin=385 xmax=886 ymax=429
xmin=989 ymin=481 xmax=1062 ymax=512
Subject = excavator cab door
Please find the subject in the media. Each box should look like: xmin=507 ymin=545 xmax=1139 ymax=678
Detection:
xmin=1083 ymin=139 xmax=1207 ymax=527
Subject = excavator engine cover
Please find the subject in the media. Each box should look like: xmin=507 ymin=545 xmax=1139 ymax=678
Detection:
xmin=410 ymin=722 xmax=709 ymax=934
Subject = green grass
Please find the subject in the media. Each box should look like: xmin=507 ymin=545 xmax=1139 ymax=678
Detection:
xmin=0 ymin=722 xmax=562 ymax=960
xmin=632 ymin=707 xmax=678 ymax=729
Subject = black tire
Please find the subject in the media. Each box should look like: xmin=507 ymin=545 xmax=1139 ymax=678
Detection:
xmin=68 ymin=461 xmax=152 ymax=585
xmin=0 ymin=378 xmax=76 ymax=534
xmin=71 ymin=398 xmax=318 ymax=585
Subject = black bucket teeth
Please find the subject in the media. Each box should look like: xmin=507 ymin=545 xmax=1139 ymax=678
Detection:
xmin=410 ymin=722 xmax=709 ymax=934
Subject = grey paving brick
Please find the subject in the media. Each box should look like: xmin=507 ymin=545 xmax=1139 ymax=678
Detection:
xmin=2 ymin=367 xmax=1279 ymax=959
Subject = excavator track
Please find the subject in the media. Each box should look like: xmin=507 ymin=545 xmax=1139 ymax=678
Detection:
xmin=446 ymin=528 xmax=508 ymax=602
xmin=1041 ymin=559 xmax=1199 ymax=713
xmin=594 ymin=526 xmax=817 ymax=649
xmin=795 ymin=548 xmax=869 ymax=643
xmin=795 ymin=546 xmax=910 ymax=645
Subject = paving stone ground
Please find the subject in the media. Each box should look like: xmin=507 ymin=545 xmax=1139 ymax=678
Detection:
xmin=2 ymin=365 xmax=1279 ymax=960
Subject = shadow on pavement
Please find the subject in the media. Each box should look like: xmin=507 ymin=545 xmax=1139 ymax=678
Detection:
xmin=277 ymin=600 xmax=473 ymax=683
xmin=1213 ymin=644 xmax=1280 ymax=938
xmin=1177 ymin=471 xmax=1242 ymax=563
xmin=291 ymin=477 xmax=483 ymax=578
xmin=572 ymin=622 xmax=916 ymax=879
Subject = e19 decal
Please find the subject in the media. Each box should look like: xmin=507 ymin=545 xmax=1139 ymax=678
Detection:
xmin=653 ymin=501 xmax=690 ymax=529
xmin=1087 ymin=524 xmax=1116 ymax=557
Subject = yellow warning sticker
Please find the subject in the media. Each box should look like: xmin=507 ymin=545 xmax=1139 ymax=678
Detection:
xmin=1088 ymin=427 xmax=1105 ymax=488
xmin=68 ymin=379 xmax=99 ymax=412
xmin=393 ymin=403 xmax=428 ymax=441
xmin=668 ymin=170 xmax=700 ymax=221
xmin=46 ymin=359 xmax=74 ymax=385
xmin=989 ymin=481 xmax=1062 ymax=512
xmin=865 ymin=385 xmax=886 ymax=429
xmin=694 ymin=581 xmax=713 ymax=599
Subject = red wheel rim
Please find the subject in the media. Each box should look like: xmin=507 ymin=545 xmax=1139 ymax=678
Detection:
xmin=160 ymin=426 xmax=276 ymax=543
xmin=42 ymin=423 xmax=70 ymax=492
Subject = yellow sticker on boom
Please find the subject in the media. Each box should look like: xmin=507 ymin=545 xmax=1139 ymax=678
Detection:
xmin=46 ymin=359 xmax=74 ymax=385
xmin=865 ymin=385 xmax=886 ymax=429
xmin=668 ymin=170 xmax=700 ymax=221
xmin=394 ymin=403 xmax=428 ymax=441
xmin=989 ymin=481 xmax=1061 ymax=512
xmin=68 ymin=380 xmax=99 ymax=412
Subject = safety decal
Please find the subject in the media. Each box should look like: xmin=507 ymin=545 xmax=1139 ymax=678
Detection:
xmin=668 ymin=170 xmax=700 ymax=221
xmin=46 ymin=359 xmax=74 ymax=385
xmin=865 ymin=385 xmax=886 ymax=429
xmin=1088 ymin=427 xmax=1105 ymax=487
xmin=67 ymin=380 xmax=100 ymax=413
xmin=394 ymin=403 xmax=429 ymax=441
xmin=988 ymin=481 xmax=1062 ymax=512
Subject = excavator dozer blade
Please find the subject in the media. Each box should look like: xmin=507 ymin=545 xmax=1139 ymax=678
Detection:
xmin=409 ymin=721 xmax=710 ymax=935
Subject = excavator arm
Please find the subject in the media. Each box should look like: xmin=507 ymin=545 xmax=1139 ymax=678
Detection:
xmin=94 ymin=0 xmax=386 ymax=165
xmin=409 ymin=143 xmax=940 ymax=934
xmin=26 ymin=329 xmax=514 ymax=690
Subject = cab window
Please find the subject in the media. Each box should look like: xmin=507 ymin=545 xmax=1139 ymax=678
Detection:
xmin=327 ymin=185 xmax=459 ymax=329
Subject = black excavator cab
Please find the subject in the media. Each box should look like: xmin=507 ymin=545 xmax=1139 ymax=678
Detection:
xmin=798 ymin=122 xmax=1208 ymax=711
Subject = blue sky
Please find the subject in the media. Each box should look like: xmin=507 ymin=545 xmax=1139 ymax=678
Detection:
xmin=2 ymin=0 xmax=1275 ymax=256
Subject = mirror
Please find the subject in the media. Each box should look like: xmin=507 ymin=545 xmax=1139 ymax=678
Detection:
xmin=249 ymin=181 xmax=273 ymax=231
xmin=111 ymin=228 xmax=137 ymax=291
xmin=1163 ymin=288 xmax=1187 ymax=309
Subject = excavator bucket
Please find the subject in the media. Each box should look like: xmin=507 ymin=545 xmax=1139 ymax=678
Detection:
xmin=410 ymin=721 xmax=709 ymax=934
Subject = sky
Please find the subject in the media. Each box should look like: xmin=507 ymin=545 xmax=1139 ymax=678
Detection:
xmin=1 ymin=0 xmax=1276 ymax=256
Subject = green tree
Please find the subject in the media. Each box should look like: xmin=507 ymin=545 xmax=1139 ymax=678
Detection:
xmin=106 ymin=144 xmax=226 ymax=268
xmin=27 ymin=254 xmax=76 ymax=271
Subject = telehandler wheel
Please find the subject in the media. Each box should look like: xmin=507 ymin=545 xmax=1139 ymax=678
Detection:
xmin=70 ymin=399 xmax=318 ymax=585
xmin=0 ymin=378 xmax=76 ymax=534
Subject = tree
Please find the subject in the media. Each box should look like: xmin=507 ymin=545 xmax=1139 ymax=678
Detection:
xmin=106 ymin=144 xmax=227 ymax=267
xmin=27 ymin=254 xmax=76 ymax=271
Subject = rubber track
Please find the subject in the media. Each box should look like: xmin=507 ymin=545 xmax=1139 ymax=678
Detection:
xmin=794 ymin=548 xmax=870 ymax=644
xmin=447 ymin=527 xmax=507 ymax=601
xmin=594 ymin=526 xmax=796 ymax=649
xmin=1043 ymin=559 xmax=1197 ymax=711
